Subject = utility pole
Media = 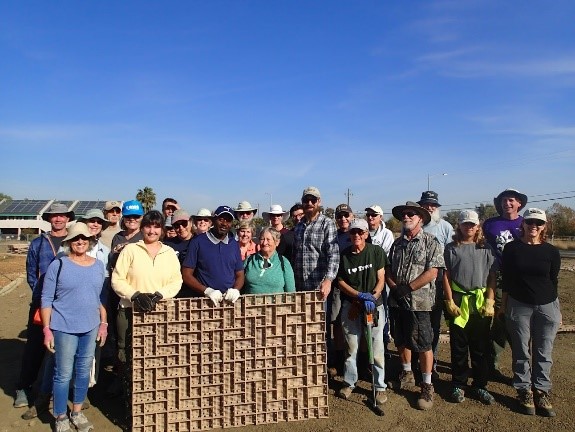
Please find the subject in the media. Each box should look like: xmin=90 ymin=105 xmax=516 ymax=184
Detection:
xmin=345 ymin=188 xmax=353 ymax=206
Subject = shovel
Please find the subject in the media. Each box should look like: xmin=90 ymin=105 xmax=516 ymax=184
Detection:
xmin=364 ymin=309 xmax=384 ymax=416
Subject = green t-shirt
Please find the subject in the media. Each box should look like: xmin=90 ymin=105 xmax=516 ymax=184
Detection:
xmin=337 ymin=243 xmax=389 ymax=304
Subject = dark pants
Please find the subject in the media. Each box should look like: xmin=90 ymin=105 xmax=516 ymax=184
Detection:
xmin=18 ymin=304 xmax=47 ymax=390
xmin=431 ymin=274 xmax=444 ymax=369
xmin=450 ymin=312 xmax=491 ymax=389
xmin=490 ymin=279 xmax=510 ymax=371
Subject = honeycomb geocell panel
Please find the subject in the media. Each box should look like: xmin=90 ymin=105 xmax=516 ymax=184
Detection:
xmin=131 ymin=292 xmax=328 ymax=432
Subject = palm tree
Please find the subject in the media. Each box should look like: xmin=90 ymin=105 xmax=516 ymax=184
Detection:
xmin=136 ymin=187 xmax=156 ymax=213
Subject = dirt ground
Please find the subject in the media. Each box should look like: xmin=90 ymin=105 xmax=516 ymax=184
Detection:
xmin=1 ymin=254 xmax=574 ymax=432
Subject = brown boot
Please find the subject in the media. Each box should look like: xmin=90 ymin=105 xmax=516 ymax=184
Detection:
xmin=534 ymin=389 xmax=555 ymax=417
xmin=21 ymin=392 xmax=51 ymax=420
xmin=417 ymin=383 xmax=434 ymax=410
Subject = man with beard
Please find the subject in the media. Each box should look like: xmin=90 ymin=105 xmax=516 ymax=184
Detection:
xmin=293 ymin=186 xmax=339 ymax=298
xmin=417 ymin=191 xmax=454 ymax=380
xmin=15 ymin=203 xmax=74 ymax=408
xmin=483 ymin=188 xmax=527 ymax=382
xmin=386 ymin=201 xmax=445 ymax=411
xmin=182 ymin=205 xmax=244 ymax=306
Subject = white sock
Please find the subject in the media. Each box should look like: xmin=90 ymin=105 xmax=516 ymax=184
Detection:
xmin=422 ymin=372 xmax=432 ymax=384
xmin=402 ymin=363 xmax=412 ymax=372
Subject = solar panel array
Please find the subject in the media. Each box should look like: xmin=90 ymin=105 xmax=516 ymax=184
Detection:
xmin=0 ymin=200 xmax=51 ymax=215
xmin=72 ymin=201 xmax=107 ymax=216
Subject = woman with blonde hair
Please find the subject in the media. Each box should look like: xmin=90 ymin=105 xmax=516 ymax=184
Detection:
xmin=501 ymin=208 xmax=561 ymax=417
xmin=237 ymin=220 xmax=258 ymax=261
xmin=443 ymin=210 xmax=497 ymax=405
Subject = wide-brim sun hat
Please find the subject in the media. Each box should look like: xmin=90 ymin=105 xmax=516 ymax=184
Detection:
xmin=262 ymin=204 xmax=289 ymax=223
xmin=78 ymin=208 xmax=110 ymax=230
xmin=417 ymin=191 xmax=442 ymax=207
xmin=62 ymin=222 xmax=95 ymax=244
xmin=234 ymin=201 xmax=257 ymax=215
xmin=193 ymin=208 xmax=212 ymax=218
xmin=42 ymin=203 xmax=75 ymax=222
xmin=392 ymin=201 xmax=431 ymax=225
xmin=493 ymin=189 xmax=528 ymax=215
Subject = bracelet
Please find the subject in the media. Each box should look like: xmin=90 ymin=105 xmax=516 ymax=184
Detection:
xmin=100 ymin=322 xmax=108 ymax=326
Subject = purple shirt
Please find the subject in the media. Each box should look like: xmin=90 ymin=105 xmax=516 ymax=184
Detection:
xmin=482 ymin=215 xmax=523 ymax=262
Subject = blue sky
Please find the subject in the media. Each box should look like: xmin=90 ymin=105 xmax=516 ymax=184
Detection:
xmin=1 ymin=0 xmax=574 ymax=217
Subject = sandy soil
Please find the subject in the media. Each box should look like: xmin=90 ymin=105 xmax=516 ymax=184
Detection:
xmin=1 ymin=254 xmax=574 ymax=432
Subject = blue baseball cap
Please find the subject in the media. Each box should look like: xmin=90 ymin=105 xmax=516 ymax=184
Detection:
xmin=122 ymin=200 xmax=144 ymax=216
xmin=213 ymin=205 xmax=235 ymax=220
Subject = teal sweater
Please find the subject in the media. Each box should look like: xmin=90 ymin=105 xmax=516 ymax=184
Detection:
xmin=243 ymin=252 xmax=296 ymax=294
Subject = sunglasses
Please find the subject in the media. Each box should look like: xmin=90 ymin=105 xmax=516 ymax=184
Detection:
xmin=194 ymin=217 xmax=211 ymax=223
xmin=71 ymin=235 xmax=90 ymax=242
xmin=173 ymin=221 xmax=189 ymax=229
xmin=302 ymin=195 xmax=318 ymax=204
xmin=124 ymin=216 xmax=141 ymax=221
xmin=350 ymin=229 xmax=365 ymax=235
xmin=524 ymin=219 xmax=545 ymax=226
xmin=87 ymin=218 xmax=103 ymax=225
xmin=107 ymin=208 xmax=121 ymax=214
xmin=402 ymin=211 xmax=418 ymax=218
xmin=366 ymin=213 xmax=379 ymax=218
xmin=336 ymin=212 xmax=350 ymax=219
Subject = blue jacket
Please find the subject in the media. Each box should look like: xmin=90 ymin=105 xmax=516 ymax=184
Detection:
xmin=26 ymin=233 xmax=60 ymax=302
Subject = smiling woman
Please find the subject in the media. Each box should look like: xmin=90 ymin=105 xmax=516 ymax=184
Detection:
xmin=40 ymin=222 xmax=107 ymax=431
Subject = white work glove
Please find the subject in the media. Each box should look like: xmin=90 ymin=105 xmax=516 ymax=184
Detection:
xmin=204 ymin=287 xmax=223 ymax=306
xmin=224 ymin=288 xmax=241 ymax=303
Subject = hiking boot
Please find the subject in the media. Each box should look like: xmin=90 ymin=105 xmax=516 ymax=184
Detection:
xmin=534 ymin=390 xmax=556 ymax=417
xmin=475 ymin=388 xmax=495 ymax=405
xmin=417 ymin=383 xmax=434 ymax=410
xmin=451 ymin=387 xmax=465 ymax=403
xmin=69 ymin=411 xmax=94 ymax=432
xmin=517 ymin=389 xmax=535 ymax=415
xmin=14 ymin=388 xmax=29 ymax=408
xmin=21 ymin=392 xmax=51 ymax=420
xmin=54 ymin=417 xmax=71 ymax=432
xmin=375 ymin=390 xmax=388 ymax=404
xmin=398 ymin=370 xmax=415 ymax=389
xmin=337 ymin=386 xmax=353 ymax=400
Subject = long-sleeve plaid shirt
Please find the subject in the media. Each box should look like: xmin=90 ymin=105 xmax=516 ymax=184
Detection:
xmin=293 ymin=213 xmax=339 ymax=291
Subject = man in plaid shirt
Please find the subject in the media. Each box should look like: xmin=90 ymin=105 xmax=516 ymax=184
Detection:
xmin=293 ymin=186 xmax=339 ymax=299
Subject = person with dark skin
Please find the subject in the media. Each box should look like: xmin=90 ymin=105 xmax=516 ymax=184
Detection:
xmin=181 ymin=206 xmax=245 ymax=306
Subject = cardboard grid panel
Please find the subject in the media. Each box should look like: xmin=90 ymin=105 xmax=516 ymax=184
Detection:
xmin=132 ymin=292 xmax=329 ymax=432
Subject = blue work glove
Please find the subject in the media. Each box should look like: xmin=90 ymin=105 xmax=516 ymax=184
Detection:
xmin=357 ymin=292 xmax=376 ymax=313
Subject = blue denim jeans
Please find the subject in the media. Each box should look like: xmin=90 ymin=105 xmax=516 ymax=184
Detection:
xmin=53 ymin=327 xmax=98 ymax=417
xmin=506 ymin=297 xmax=561 ymax=393
xmin=341 ymin=301 xmax=386 ymax=390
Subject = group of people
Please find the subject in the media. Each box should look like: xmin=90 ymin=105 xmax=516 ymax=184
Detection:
xmin=14 ymin=186 xmax=562 ymax=431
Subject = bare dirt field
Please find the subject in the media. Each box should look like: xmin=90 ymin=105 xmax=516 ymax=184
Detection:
xmin=1 ymin=253 xmax=574 ymax=432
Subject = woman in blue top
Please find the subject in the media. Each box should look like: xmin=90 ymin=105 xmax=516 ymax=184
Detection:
xmin=243 ymin=227 xmax=295 ymax=294
xmin=41 ymin=222 xmax=107 ymax=432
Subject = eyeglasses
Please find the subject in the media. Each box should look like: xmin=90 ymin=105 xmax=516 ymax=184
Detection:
xmin=402 ymin=211 xmax=417 ymax=218
xmin=173 ymin=221 xmax=189 ymax=229
xmin=194 ymin=218 xmax=211 ymax=223
xmin=366 ymin=213 xmax=379 ymax=218
xmin=87 ymin=218 xmax=103 ymax=225
xmin=350 ymin=229 xmax=365 ymax=235
xmin=292 ymin=212 xmax=304 ymax=219
xmin=302 ymin=195 xmax=318 ymax=204
xmin=524 ymin=219 xmax=545 ymax=227
xmin=336 ymin=212 xmax=350 ymax=219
